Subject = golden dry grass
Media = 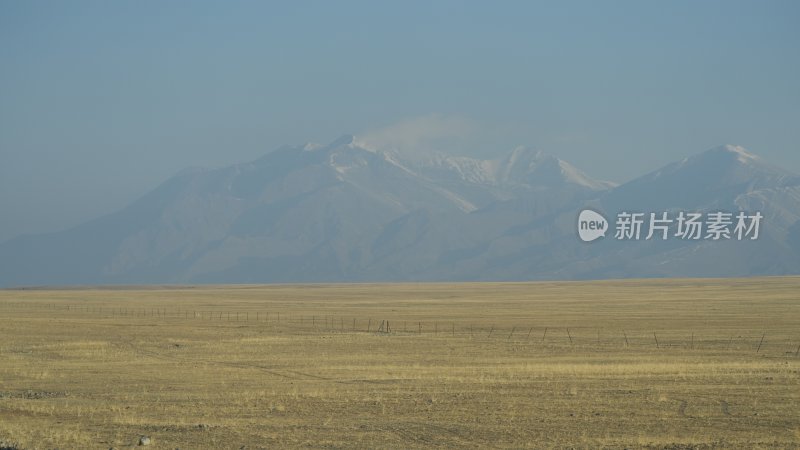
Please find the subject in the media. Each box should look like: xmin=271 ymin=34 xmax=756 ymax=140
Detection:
xmin=1 ymin=277 xmax=799 ymax=449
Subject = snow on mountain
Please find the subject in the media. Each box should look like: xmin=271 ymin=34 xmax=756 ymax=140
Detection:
xmin=495 ymin=146 xmax=615 ymax=190
xmin=602 ymin=144 xmax=800 ymax=213
xmin=1 ymin=140 xmax=799 ymax=286
xmin=379 ymin=144 xmax=614 ymax=193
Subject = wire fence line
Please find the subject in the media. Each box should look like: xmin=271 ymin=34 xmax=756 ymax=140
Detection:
xmin=1 ymin=300 xmax=799 ymax=357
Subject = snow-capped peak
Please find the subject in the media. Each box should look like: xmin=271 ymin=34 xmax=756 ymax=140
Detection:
xmin=495 ymin=146 xmax=614 ymax=190
xmin=556 ymin=159 xmax=617 ymax=190
xmin=709 ymin=144 xmax=759 ymax=164
xmin=290 ymin=136 xmax=615 ymax=193
xmin=673 ymin=144 xmax=764 ymax=171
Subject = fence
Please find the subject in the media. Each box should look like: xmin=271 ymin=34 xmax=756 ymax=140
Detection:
xmin=1 ymin=300 xmax=798 ymax=357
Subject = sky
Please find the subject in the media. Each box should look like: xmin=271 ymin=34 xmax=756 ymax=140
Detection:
xmin=1 ymin=0 xmax=799 ymax=243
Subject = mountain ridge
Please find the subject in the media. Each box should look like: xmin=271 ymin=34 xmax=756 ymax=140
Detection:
xmin=1 ymin=140 xmax=798 ymax=286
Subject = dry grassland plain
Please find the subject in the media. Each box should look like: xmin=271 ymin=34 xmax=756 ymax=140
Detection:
xmin=1 ymin=277 xmax=799 ymax=449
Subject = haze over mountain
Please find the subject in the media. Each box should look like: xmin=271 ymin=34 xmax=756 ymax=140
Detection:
xmin=1 ymin=139 xmax=799 ymax=287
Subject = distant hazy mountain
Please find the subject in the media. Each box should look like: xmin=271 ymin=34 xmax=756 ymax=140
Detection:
xmin=1 ymin=139 xmax=798 ymax=286
xmin=560 ymin=145 xmax=800 ymax=280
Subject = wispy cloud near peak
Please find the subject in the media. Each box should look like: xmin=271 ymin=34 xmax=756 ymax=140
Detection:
xmin=354 ymin=114 xmax=478 ymax=158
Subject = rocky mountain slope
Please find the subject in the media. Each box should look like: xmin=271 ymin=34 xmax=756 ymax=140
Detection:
xmin=1 ymin=140 xmax=798 ymax=286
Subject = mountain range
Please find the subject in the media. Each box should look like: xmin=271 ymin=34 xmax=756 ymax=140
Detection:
xmin=2 ymin=138 xmax=799 ymax=286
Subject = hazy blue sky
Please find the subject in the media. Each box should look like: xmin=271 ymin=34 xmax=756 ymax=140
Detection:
xmin=1 ymin=0 xmax=799 ymax=242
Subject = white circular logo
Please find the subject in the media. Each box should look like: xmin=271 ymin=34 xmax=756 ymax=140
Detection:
xmin=577 ymin=209 xmax=608 ymax=242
